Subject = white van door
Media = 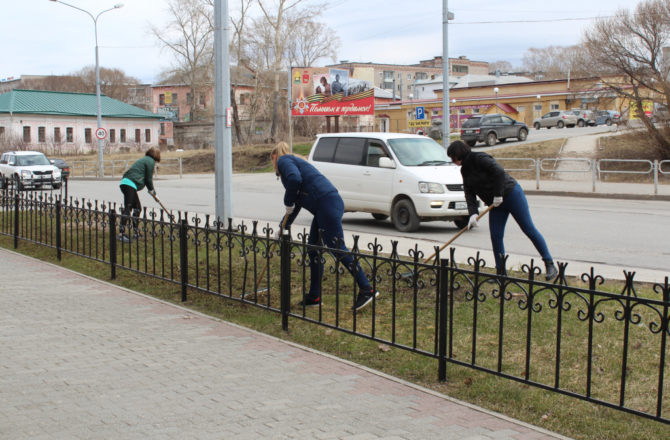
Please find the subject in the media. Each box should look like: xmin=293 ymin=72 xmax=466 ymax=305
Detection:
xmin=358 ymin=139 xmax=394 ymax=213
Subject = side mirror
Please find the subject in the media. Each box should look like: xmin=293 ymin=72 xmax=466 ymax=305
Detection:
xmin=378 ymin=157 xmax=396 ymax=169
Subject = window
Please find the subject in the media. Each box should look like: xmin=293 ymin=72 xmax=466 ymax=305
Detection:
xmin=199 ymin=94 xmax=206 ymax=106
xmin=312 ymin=137 xmax=338 ymax=162
xmin=472 ymin=108 xmax=480 ymax=114
xmin=159 ymin=94 xmax=165 ymax=105
xmin=135 ymin=129 xmax=141 ymax=143
xmin=54 ymin=127 xmax=61 ymax=143
xmin=38 ymin=126 xmax=46 ymax=143
xmin=459 ymin=109 xmax=467 ymax=115
xmin=452 ymin=65 xmax=468 ymax=73
xmin=383 ymin=71 xmax=394 ymax=80
xmin=333 ymin=137 xmax=365 ymax=165
xmin=172 ymin=94 xmax=178 ymax=104
xmin=0 ymin=126 xmax=5 ymax=139
xmin=23 ymin=126 xmax=31 ymax=142
xmin=415 ymin=72 xmax=428 ymax=80
xmin=407 ymin=85 xmax=412 ymax=91
xmin=145 ymin=129 xmax=151 ymax=143
xmin=109 ymin=129 xmax=116 ymax=143
xmin=85 ymin=128 xmax=92 ymax=144
xmin=534 ymin=104 xmax=542 ymax=111
xmin=407 ymin=74 xmax=412 ymax=80
xmin=160 ymin=123 xmax=165 ymax=136
xmin=120 ymin=129 xmax=126 ymax=143
xmin=66 ymin=127 xmax=73 ymax=143
xmin=551 ymin=103 xmax=560 ymax=110
xmin=366 ymin=141 xmax=388 ymax=167
xmin=186 ymin=93 xmax=193 ymax=104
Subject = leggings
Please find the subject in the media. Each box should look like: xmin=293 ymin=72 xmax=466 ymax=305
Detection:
xmin=488 ymin=183 xmax=552 ymax=271
xmin=307 ymin=194 xmax=371 ymax=297
xmin=120 ymin=184 xmax=142 ymax=232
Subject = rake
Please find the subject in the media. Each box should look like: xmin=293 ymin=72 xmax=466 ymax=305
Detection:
xmin=423 ymin=204 xmax=494 ymax=264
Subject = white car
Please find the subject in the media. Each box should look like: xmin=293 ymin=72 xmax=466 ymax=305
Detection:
xmin=0 ymin=151 xmax=63 ymax=190
xmin=307 ymin=132 xmax=473 ymax=232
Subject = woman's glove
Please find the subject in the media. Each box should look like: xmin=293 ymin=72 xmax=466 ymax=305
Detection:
xmin=148 ymin=189 xmax=156 ymax=197
xmin=492 ymin=196 xmax=503 ymax=207
xmin=467 ymin=214 xmax=478 ymax=230
xmin=285 ymin=204 xmax=295 ymax=216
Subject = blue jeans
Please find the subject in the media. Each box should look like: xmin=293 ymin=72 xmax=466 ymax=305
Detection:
xmin=307 ymin=194 xmax=371 ymax=297
xmin=488 ymin=183 xmax=552 ymax=271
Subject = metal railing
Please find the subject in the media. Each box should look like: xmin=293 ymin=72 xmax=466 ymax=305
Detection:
xmin=69 ymin=157 xmax=183 ymax=178
xmin=1 ymin=188 xmax=668 ymax=425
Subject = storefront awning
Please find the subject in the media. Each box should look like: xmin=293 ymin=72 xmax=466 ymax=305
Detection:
xmin=495 ymin=103 xmax=518 ymax=114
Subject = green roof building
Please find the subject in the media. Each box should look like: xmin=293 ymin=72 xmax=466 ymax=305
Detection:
xmin=0 ymin=89 xmax=163 ymax=152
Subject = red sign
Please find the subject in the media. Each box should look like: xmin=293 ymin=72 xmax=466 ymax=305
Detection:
xmin=291 ymin=67 xmax=374 ymax=116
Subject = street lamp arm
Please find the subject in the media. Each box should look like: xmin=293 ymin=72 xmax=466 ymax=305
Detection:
xmin=49 ymin=0 xmax=95 ymax=22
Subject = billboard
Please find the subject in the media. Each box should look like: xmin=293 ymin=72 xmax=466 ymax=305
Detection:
xmin=291 ymin=67 xmax=374 ymax=116
xmin=629 ymin=100 xmax=653 ymax=120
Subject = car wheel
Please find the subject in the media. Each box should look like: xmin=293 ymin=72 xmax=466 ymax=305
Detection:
xmin=372 ymin=213 xmax=388 ymax=221
xmin=454 ymin=216 xmax=469 ymax=229
xmin=486 ymin=132 xmax=497 ymax=146
xmin=518 ymin=128 xmax=528 ymax=141
xmin=465 ymin=140 xmax=476 ymax=147
xmin=578 ymin=120 xmax=585 ymax=127
xmin=534 ymin=122 xmax=541 ymax=130
xmin=13 ymin=175 xmax=24 ymax=191
xmin=392 ymin=199 xmax=420 ymax=232
xmin=557 ymin=121 xmax=565 ymax=128
xmin=606 ymin=119 xmax=612 ymax=126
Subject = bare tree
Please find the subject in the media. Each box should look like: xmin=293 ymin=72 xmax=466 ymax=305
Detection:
xmin=583 ymin=0 xmax=670 ymax=156
xmin=521 ymin=45 xmax=584 ymax=80
xmin=152 ymin=0 xmax=214 ymax=121
xmin=488 ymin=60 xmax=514 ymax=74
xmin=286 ymin=17 xmax=339 ymax=67
xmin=256 ymin=0 xmax=319 ymax=142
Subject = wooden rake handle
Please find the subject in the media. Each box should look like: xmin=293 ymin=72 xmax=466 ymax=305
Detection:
xmin=254 ymin=215 xmax=290 ymax=290
xmin=423 ymin=204 xmax=494 ymax=264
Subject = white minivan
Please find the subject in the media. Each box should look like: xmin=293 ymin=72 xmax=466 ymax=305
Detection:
xmin=307 ymin=132 xmax=472 ymax=232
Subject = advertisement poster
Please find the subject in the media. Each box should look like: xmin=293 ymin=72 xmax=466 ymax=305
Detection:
xmin=629 ymin=100 xmax=653 ymax=120
xmin=291 ymin=67 xmax=374 ymax=116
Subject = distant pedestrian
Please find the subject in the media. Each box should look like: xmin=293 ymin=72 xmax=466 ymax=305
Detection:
xmin=271 ymin=141 xmax=379 ymax=311
xmin=118 ymin=147 xmax=161 ymax=242
xmin=447 ymin=140 xmax=558 ymax=280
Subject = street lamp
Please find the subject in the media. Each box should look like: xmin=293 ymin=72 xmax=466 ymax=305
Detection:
xmin=49 ymin=0 xmax=124 ymax=178
xmin=451 ymin=98 xmax=457 ymax=130
xmin=494 ymin=87 xmax=499 ymax=111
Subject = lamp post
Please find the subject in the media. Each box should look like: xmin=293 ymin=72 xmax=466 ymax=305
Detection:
xmin=451 ymin=98 xmax=457 ymax=131
xmin=494 ymin=87 xmax=499 ymax=112
xmin=49 ymin=0 xmax=124 ymax=178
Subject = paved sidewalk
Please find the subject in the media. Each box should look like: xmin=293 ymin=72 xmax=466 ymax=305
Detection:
xmin=0 ymin=248 xmax=571 ymax=440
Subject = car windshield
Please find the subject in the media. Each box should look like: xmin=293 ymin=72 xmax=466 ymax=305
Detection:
xmin=16 ymin=154 xmax=51 ymax=166
xmin=388 ymin=137 xmax=452 ymax=166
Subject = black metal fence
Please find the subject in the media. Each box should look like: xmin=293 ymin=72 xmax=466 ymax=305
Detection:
xmin=1 ymin=189 xmax=668 ymax=425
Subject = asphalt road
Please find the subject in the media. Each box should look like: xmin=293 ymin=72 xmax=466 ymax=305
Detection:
xmin=65 ymin=172 xmax=670 ymax=277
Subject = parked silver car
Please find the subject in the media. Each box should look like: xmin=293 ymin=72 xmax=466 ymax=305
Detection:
xmin=533 ymin=111 xmax=578 ymax=129
xmin=570 ymin=109 xmax=595 ymax=127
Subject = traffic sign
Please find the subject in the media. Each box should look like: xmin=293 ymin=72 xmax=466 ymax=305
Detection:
xmin=408 ymin=120 xmax=431 ymax=128
xmin=415 ymin=106 xmax=425 ymax=120
xmin=95 ymin=128 xmax=107 ymax=140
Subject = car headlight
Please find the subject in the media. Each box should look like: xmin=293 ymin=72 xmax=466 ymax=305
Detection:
xmin=418 ymin=182 xmax=445 ymax=194
xmin=53 ymin=169 xmax=61 ymax=178
xmin=21 ymin=170 xmax=31 ymax=179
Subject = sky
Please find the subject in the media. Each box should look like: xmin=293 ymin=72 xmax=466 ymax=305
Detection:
xmin=2 ymin=0 xmax=643 ymax=84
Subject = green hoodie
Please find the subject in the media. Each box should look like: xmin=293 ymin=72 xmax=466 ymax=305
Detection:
xmin=122 ymin=156 xmax=155 ymax=191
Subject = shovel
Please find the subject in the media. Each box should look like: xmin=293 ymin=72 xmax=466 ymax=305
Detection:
xmin=244 ymin=215 xmax=290 ymax=298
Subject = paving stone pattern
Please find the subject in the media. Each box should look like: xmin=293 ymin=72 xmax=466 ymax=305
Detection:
xmin=0 ymin=248 xmax=570 ymax=440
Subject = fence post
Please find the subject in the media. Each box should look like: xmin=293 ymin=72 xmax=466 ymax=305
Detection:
xmin=654 ymin=160 xmax=659 ymax=195
xmin=179 ymin=157 xmax=183 ymax=179
xmin=280 ymin=229 xmax=291 ymax=331
xmin=592 ymin=159 xmax=597 ymax=192
xmin=13 ymin=192 xmax=19 ymax=249
xmin=438 ymin=258 xmax=450 ymax=381
xmin=109 ymin=206 xmax=117 ymax=280
xmin=535 ymin=159 xmax=540 ymax=190
xmin=55 ymin=199 xmax=62 ymax=261
xmin=179 ymin=216 xmax=188 ymax=302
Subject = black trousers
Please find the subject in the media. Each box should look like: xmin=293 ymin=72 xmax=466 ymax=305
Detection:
xmin=120 ymin=184 xmax=142 ymax=232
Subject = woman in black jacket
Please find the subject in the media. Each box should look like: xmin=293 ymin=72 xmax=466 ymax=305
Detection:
xmin=447 ymin=140 xmax=558 ymax=280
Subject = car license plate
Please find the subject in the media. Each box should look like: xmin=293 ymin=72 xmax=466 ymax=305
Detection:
xmin=455 ymin=202 xmax=467 ymax=210
xmin=465 ymin=130 xmax=473 ymax=134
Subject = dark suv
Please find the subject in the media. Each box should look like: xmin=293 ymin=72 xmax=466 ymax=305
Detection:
xmin=460 ymin=114 xmax=529 ymax=147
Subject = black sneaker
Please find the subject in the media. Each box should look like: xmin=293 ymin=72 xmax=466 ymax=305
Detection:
xmin=353 ymin=288 xmax=380 ymax=311
xmin=298 ymin=296 xmax=321 ymax=307
xmin=545 ymin=261 xmax=558 ymax=281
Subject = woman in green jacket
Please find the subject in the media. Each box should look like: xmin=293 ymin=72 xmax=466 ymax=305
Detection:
xmin=118 ymin=147 xmax=161 ymax=242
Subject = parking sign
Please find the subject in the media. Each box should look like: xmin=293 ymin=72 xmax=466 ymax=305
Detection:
xmin=415 ymin=106 xmax=425 ymax=120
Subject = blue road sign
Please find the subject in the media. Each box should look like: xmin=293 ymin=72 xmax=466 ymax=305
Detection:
xmin=416 ymin=106 xmax=425 ymax=120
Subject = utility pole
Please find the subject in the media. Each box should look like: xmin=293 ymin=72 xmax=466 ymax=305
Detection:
xmin=442 ymin=1 xmax=454 ymax=148
xmin=214 ymin=0 xmax=233 ymax=221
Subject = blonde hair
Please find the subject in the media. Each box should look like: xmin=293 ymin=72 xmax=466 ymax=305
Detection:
xmin=271 ymin=141 xmax=291 ymax=160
